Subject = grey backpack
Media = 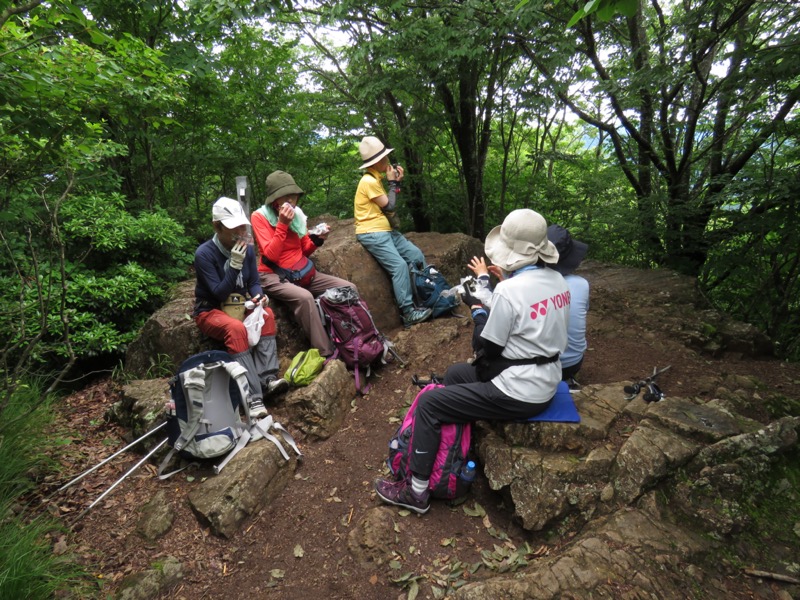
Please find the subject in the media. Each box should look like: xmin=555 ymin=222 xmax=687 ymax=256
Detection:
xmin=158 ymin=350 xmax=301 ymax=478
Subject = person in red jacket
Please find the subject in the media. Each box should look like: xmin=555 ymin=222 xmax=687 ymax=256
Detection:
xmin=251 ymin=171 xmax=357 ymax=356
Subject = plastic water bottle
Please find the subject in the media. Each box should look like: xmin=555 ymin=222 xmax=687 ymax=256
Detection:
xmin=460 ymin=460 xmax=477 ymax=483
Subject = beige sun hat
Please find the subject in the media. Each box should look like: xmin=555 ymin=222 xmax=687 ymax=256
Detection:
xmin=212 ymin=197 xmax=250 ymax=229
xmin=265 ymin=170 xmax=305 ymax=205
xmin=358 ymin=136 xmax=394 ymax=169
xmin=484 ymin=209 xmax=559 ymax=272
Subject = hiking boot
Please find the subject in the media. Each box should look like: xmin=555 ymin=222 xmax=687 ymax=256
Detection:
xmin=265 ymin=378 xmax=289 ymax=396
xmin=402 ymin=307 xmax=432 ymax=328
xmin=248 ymin=398 xmax=268 ymax=419
xmin=374 ymin=478 xmax=430 ymax=514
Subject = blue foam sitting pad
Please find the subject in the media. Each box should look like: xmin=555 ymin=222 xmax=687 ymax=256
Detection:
xmin=527 ymin=380 xmax=580 ymax=423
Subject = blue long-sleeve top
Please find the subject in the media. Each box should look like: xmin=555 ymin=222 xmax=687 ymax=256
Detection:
xmin=193 ymin=239 xmax=262 ymax=316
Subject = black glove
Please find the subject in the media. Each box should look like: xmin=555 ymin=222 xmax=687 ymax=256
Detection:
xmin=460 ymin=285 xmax=483 ymax=309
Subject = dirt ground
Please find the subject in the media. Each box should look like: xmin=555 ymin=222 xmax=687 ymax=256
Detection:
xmin=42 ymin=266 xmax=800 ymax=600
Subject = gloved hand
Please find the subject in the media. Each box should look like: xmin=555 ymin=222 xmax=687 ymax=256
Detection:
xmin=460 ymin=282 xmax=483 ymax=309
xmin=230 ymin=242 xmax=247 ymax=271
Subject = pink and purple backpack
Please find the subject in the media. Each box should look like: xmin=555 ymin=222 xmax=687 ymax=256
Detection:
xmin=316 ymin=287 xmax=392 ymax=394
xmin=386 ymin=383 xmax=473 ymax=500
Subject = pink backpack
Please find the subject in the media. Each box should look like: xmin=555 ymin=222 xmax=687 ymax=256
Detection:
xmin=386 ymin=383 xmax=473 ymax=499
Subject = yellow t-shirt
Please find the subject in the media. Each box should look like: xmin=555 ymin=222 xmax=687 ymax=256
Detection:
xmin=354 ymin=169 xmax=391 ymax=234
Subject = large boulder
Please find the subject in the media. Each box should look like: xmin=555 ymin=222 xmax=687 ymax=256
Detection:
xmin=124 ymin=217 xmax=484 ymax=377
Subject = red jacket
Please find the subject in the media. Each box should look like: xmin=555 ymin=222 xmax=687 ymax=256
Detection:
xmin=251 ymin=210 xmax=317 ymax=274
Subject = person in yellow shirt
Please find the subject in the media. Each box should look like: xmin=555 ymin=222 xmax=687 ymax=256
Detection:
xmin=354 ymin=136 xmax=432 ymax=327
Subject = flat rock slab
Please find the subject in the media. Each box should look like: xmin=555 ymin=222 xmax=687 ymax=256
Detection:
xmin=645 ymin=395 xmax=750 ymax=442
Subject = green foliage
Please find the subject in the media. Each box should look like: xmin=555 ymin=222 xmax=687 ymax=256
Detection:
xmin=700 ymin=139 xmax=800 ymax=359
xmin=1 ymin=0 xmax=797 ymax=405
xmin=0 ymin=382 xmax=92 ymax=599
xmin=515 ymin=0 xmax=638 ymax=27
xmin=0 ymin=4 xmax=194 ymax=386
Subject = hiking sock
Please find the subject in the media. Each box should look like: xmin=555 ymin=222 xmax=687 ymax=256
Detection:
xmin=411 ymin=475 xmax=429 ymax=496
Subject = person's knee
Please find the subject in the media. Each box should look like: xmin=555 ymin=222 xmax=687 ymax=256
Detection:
xmin=292 ymin=288 xmax=314 ymax=308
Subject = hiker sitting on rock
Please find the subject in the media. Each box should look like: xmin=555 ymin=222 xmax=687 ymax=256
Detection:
xmin=466 ymin=223 xmax=590 ymax=384
xmin=252 ymin=170 xmax=357 ymax=357
xmin=375 ymin=209 xmax=570 ymax=514
xmin=193 ymin=197 xmax=289 ymax=419
xmin=353 ymin=136 xmax=432 ymax=328
xmin=546 ymin=225 xmax=589 ymax=383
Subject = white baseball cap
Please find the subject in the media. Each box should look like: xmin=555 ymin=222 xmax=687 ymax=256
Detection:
xmin=212 ymin=197 xmax=249 ymax=229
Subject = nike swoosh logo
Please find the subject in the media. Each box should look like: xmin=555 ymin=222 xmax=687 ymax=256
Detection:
xmin=414 ymin=449 xmax=428 ymax=455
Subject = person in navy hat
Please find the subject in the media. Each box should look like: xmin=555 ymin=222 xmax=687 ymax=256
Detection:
xmin=547 ymin=224 xmax=589 ymax=383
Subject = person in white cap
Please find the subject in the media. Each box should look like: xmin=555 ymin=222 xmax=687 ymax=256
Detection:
xmin=353 ymin=136 xmax=432 ymax=328
xmin=193 ymin=197 xmax=288 ymax=419
xmin=374 ymin=208 xmax=570 ymax=514
xmin=252 ymin=170 xmax=357 ymax=356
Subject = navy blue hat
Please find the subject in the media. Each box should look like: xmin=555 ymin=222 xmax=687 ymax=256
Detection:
xmin=547 ymin=225 xmax=588 ymax=275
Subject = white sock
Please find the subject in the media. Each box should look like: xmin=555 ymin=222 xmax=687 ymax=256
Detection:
xmin=411 ymin=476 xmax=429 ymax=496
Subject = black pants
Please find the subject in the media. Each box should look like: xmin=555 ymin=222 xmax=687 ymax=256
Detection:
xmin=562 ymin=358 xmax=583 ymax=381
xmin=409 ymin=362 xmax=552 ymax=478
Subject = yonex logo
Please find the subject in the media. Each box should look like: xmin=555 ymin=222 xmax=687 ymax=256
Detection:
xmin=530 ymin=299 xmax=549 ymax=319
xmin=530 ymin=291 xmax=571 ymax=320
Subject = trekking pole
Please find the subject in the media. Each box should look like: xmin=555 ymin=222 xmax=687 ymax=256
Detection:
xmin=624 ymin=365 xmax=671 ymax=401
xmin=387 ymin=345 xmax=407 ymax=367
xmin=75 ymin=437 xmax=168 ymax=520
xmin=57 ymin=421 xmax=167 ymax=493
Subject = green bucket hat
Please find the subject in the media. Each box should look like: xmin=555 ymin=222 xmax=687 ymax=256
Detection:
xmin=265 ymin=170 xmax=305 ymax=205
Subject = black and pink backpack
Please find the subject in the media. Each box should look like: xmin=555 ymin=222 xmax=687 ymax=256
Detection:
xmin=386 ymin=383 xmax=473 ymax=500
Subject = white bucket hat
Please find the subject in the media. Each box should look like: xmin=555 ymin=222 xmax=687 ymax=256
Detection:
xmin=358 ymin=136 xmax=394 ymax=169
xmin=484 ymin=209 xmax=559 ymax=272
xmin=212 ymin=197 xmax=250 ymax=229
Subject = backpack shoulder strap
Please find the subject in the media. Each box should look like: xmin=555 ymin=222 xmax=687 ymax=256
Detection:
xmin=208 ymin=360 xmax=259 ymax=474
xmin=172 ymin=365 xmax=209 ymax=452
xmin=222 ymin=360 xmax=253 ymax=427
xmin=158 ymin=360 xmax=252 ymax=479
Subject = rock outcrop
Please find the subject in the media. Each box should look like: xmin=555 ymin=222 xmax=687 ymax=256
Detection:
xmin=124 ymin=217 xmax=484 ymax=377
xmin=113 ymin=228 xmax=798 ymax=598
